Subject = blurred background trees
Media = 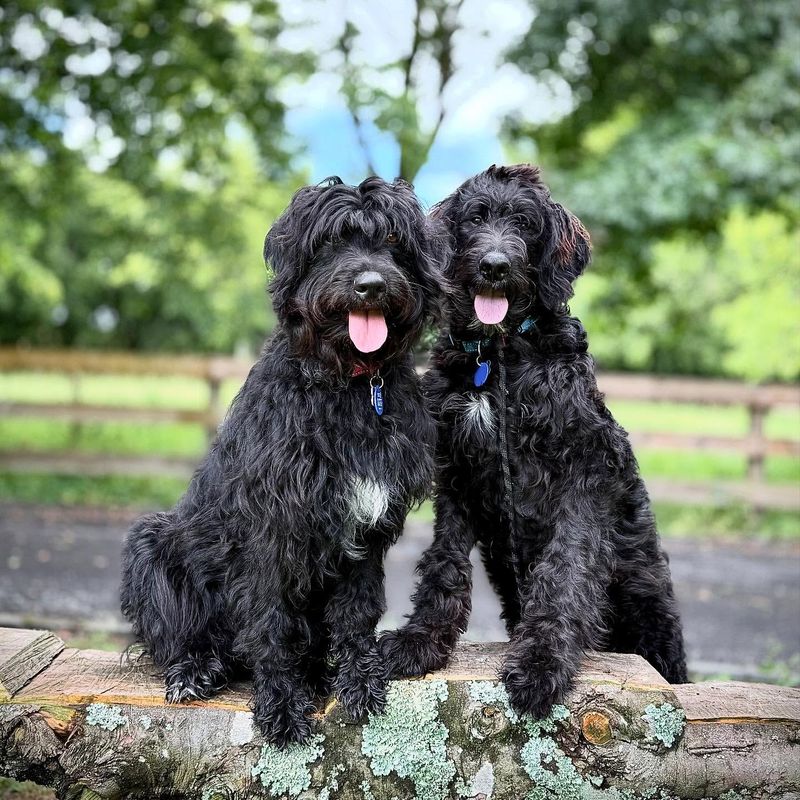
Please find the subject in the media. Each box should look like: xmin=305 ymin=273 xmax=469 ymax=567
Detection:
xmin=0 ymin=0 xmax=309 ymax=351
xmin=1 ymin=0 xmax=798 ymax=380
xmin=504 ymin=0 xmax=800 ymax=381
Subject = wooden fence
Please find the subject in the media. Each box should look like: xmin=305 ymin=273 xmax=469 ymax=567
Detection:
xmin=1 ymin=347 xmax=798 ymax=510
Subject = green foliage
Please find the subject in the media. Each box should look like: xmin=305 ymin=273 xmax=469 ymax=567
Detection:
xmin=0 ymin=0 xmax=309 ymax=181
xmin=0 ymin=2 xmax=310 ymax=351
xmin=506 ymin=0 xmax=800 ymax=380
xmin=0 ymin=778 xmax=55 ymax=800
xmin=1 ymin=140 xmax=294 ymax=351
xmin=572 ymin=209 xmax=800 ymax=380
xmin=711 ymin=210 xmax=800 ymax=381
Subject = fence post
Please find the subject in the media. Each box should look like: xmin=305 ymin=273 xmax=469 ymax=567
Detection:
xmin=206 ymin=371 xmax=222 ymax=445
xmin=746 ymin=399 xmax=770 ymax=521
xmin=67 ymin=372 xmax=83 ymax=449
xmin=746 ymin=401 xmax=768 ymax=484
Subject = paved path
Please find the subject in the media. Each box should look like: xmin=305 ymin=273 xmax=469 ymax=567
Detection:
xmin=1 ymin=503 xmax=798 ymax=680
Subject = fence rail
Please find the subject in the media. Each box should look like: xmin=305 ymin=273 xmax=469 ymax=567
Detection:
xmin=1 ymin=347 xmax=798 ymax=510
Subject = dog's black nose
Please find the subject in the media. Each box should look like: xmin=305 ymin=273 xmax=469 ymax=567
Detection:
xmin=354 ymin=271 xmax=387 ymax=301
xmin=479 ymin=252 xmax=510 ymax=282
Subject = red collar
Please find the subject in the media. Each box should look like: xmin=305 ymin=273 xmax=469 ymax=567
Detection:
xmin=351 ymin=363 xmax=373 ymax=378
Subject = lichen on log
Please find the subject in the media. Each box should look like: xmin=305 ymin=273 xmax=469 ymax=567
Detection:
xmin=0 ymin=630 xmax=798 ymax=799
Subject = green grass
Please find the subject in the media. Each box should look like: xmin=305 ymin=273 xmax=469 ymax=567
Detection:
xmin=652 ymin=502 xmax=800 ymax=540
xmin=0 ymin=418 xmax=205 ymax=457
xmin=64 ymin=630 xmax=130 ymax=652
xmin=0 ymin=371 xmax=798 ymax=537
xmin=610 ymin=399 xmax=799 ymax=440
xmin=0 ymin=472 xmax=187 ymax=509
xmin=636 ymin=449 xmax=800 ymax=484
xmin=0 ymin=371 xmax=242 ymax=409
xmin=0 ymin=778 xmax=54 ymax=800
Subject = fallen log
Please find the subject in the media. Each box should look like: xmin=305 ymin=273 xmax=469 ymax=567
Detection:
xmin=0 ymin=628 xmax=798 ymax=799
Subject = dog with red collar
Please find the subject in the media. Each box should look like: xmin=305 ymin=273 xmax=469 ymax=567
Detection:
xmin=121 ymin=176 xmax=445 ymax=746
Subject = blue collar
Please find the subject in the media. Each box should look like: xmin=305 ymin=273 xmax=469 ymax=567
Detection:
xmin=449 ymin=316 xmax=536 ymax=353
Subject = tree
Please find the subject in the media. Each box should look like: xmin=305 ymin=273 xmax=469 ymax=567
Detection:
xmin=504 ymin=0 xmax=800 ymax=379
xmin=0 ymin=1 xmax=311 ymax=351
xmin=0 ymin=0 xmax=310 ymax=182
xmin=0 ymin=141 xmax=291 ymax=352
xmin=336 ymin=0 xmax=463 ymax=182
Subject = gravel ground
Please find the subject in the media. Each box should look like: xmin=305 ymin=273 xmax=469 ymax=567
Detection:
xmin=1 ymin=502 xmax=798 ymax=681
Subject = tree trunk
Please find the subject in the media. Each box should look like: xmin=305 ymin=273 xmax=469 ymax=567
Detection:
xmin=0 ymin=628 xmax=798 ymax=799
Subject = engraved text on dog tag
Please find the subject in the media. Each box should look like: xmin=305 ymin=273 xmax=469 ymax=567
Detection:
xmin=370 ymin=375 xmax=385 ymax=415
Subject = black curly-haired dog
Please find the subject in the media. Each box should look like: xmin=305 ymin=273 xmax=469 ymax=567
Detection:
xmin=121 ymin=176 xmax=443 ymax=746
xmin=380 ymin=164 xmax=687 ymax=717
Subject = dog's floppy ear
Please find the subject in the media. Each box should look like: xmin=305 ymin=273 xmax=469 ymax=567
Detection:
xmin=384 ymin=178 xmax=451 ymax=322
xmin=427 ymin=194 xmax=461 ymax=288
xmin=264 ymin=183 xmax=330 ymax=319
xmin=537 ymin=201 xmax=591 ymax=312
xmin=429 ymin=191 xmax=457 ymax=231
xmin=420 ymin=214 xmax=455 ymax=323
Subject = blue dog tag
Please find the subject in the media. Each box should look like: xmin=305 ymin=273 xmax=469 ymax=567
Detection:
xmin=474 ymin=360 xmax=491 ymax=387
xmin=370 ymin=377 xmax=384 ymax=415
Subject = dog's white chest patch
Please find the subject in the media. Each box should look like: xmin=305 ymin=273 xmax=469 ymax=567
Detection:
xmin=462 ymin=393 xmax=495 ymax=436
xmin=348 ymin=477 xmax=390 ymax=527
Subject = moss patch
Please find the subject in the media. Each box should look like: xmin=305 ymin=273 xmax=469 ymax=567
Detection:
xmin=85 ymin=703 xmax=126 ymax=731
xmin=317 ymin=763 xmax=344 ymax=800
xmin=519 ymin=704 xmax=588 ymax=800
xmin=641 ymin=703 xmax=686 ymax=748
xmin=361 ymin=679 xmax=455 ymax=800
xmin=251 ymin=734 xmax=325 ymax=797
xmin=468 ymin=680 xmax=520 ymax=724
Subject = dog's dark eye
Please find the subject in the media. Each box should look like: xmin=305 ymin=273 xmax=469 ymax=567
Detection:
xmin=470 ymin=215 xmax=483 ymax=225
xmin=386 ymin=232 xmax=399 ymax=244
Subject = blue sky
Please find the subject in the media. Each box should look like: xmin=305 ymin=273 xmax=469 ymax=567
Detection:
xmin=286 ymin=105 xmax=509 ymax=207
xmin=277 ymin=0 xmax=571 ymax=206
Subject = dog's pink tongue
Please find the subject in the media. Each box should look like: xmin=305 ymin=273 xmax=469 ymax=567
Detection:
xmin=474 ymin=294 xmax=509 ymax=325
xmin=348 ymin=309 xmax=388 ymax=353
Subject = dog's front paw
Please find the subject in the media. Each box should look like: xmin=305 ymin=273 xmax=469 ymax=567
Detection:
xmin=335 ymin=671 xmax=387 ymax=721
xmin=164 ymin=654 xmax=227 ymax=704
xmin=500 ymin=651 xmax=573 ymax=720
xmin=378 ymin=627 xmax=451 ymax=678
xmin=334 ymin=645 xmax=387 ymax=721
xmin=252 ymin=682 xmax=315 ymax=747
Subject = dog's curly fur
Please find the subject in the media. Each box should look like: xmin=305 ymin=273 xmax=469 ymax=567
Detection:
xmin=121 ymin=176 xmax=443 ymax=746
xmin=380 ymin=165 xmax=687 ymax=717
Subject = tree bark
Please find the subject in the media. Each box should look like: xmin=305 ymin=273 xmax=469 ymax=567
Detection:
xmin=0 ymin=629 xmax=798 ymax=799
